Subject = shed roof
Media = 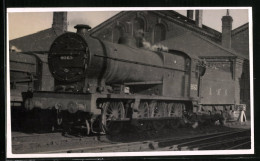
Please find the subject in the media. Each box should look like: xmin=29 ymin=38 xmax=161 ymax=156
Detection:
xmin=232 ymin=22 xmax=249 ymax=36
xmin=9 ymin=28 xmax=63 ymax=52
xmin=158 ymin=32 xmax=248 ymax=60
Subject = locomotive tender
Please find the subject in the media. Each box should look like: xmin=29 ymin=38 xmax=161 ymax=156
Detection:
xmin=10 ymin=51 xmax=54 ymax=130
xmin=10 ymin=51 xmax=53 ymax=106
xmin=24 ymin=24 xmax=215 ymax=134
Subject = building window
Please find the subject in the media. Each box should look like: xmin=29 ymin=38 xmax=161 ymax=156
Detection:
xmin=112 ymin=26 xmax=124 ymax=43
xmin=133 ymin=17 xmax=145 ymax=33
xmin=153 ymin=24 xmax=166 ymax=43
xmin=133 ymin=18 xmax=145 ymax=47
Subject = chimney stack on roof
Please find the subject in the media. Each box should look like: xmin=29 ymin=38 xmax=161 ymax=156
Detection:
xmin=195 ymin=10 xmax=203 ymax=28
xmin=52 ymin=12 xmax=68 ymax=33
xmin=187 ymin=10 xmax=194 ymax=20
xmin=221 ymin=9 xmax=233 ymax=49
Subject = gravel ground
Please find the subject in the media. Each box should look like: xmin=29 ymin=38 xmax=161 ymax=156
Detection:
xmin=11 ymin=119 xmax=251 ymax=154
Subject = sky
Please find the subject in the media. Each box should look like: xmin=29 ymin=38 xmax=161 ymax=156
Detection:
xmin=8 ymin=9 xmax=249 ymax=40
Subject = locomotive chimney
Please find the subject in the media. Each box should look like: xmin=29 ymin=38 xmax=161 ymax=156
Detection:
xmin=195 ymin=10 xmax=203 ymax=27
xmin=74 ymin=24 xmax=91 ymax=35
xmin=221 ymin=9 xmax=233 ymax=49
xmin=52 ymin=12 xmax=68 ymax=33
xmin=187 ymin=10 xmax=194 ymax=20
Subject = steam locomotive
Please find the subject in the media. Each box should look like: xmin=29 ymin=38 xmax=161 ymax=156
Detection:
xmin=23 ymin=24 xmax=239 ymax=135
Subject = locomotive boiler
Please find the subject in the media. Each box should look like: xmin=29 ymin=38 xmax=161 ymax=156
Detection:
xmin=24 ymin=24 xmax=206 ymax=134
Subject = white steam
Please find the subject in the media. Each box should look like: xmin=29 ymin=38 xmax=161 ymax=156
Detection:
xmin=135 ymin=29 xmax=168 ymax=52
xmin=142 ymin=39 xmax=169 ymax=52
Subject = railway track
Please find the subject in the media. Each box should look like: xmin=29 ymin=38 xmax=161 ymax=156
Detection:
xmin=16 ymin=129 xmax=249 ymax=154
xmin=158 ymin=129 xmax=251 ymax=151
xmin=12 ymin=132 xmax=108 ymax=154
xmin=12 ymin=132 xmax=107 ymax=143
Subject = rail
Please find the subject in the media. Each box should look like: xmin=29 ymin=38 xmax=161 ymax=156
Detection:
xmin=12 ymin=129 xmax=250 ymax=154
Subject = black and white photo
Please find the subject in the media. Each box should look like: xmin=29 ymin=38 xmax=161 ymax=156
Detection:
xmin=6 ymin=7 xmax=254 ymax=158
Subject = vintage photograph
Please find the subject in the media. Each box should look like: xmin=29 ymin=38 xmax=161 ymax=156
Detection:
xmin=6 ymin=8 xmax=253 ymax=157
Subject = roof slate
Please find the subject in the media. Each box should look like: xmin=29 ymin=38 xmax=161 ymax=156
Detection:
xmin=232 ymin=23 xmax=249 ymax=36
xmin=90 ymin=11 xmax=222 ymax=42
xmin=90 ymin=10 xmax=249 ymax=46
xmin=9 ymin=28 xmax=63 ymax=52
xmin=158 ymin=32 xmax=248 ymax=60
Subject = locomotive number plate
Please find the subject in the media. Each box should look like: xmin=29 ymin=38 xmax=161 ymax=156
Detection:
xmin=60 ymin=56 xmax=73 ymax=60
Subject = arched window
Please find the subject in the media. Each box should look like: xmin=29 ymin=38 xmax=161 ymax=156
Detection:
xmin=154 ymin=24 xmax=166 ymax=43
xmin=112 ymin=26 xmax=124 ymax=43
xmin=133 ymin=18 xmax=145 ymax=47
xmin=133 ymin=17 xmax=144 ymax=32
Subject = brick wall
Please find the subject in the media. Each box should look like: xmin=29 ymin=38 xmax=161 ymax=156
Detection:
xmin=231 ymin=29 xmax=249 ymax=57
xmin=92 ymin=11 xmax=194 ymax=45
xmin=234 ymin=59 xmax=250 ymax=119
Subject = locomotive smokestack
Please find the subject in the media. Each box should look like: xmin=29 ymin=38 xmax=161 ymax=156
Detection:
xmin=74 ymin=24 xmax=91 ymax=35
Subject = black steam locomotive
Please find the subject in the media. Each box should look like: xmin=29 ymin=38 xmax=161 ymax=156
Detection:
xmin=24 ymin=24 xmax=237 ymax=135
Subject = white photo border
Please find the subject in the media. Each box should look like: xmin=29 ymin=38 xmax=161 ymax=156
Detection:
xmin=6 ymin=7 xmax=254 ymax=158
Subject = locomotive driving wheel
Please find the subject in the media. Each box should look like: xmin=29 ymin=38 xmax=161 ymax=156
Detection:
xmin=136 ymin=102 xmax=150 ymax=132
xmin=137 ymin=102 xmax=149 ymax=118
xmin=167 ymin=103 xmax=183 ymax=128
xmin=101 ymin=101 xmax=125 ymax=134
xmin=220 ymin=110 xmax=228 ymax=125
xmin=150 ymin=102 xmax=166 ymax=131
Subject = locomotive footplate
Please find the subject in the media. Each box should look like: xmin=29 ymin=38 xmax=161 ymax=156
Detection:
xmin=24 ymin=91 xmax=198 ymax=135
xmin=24 ymin=91 xmax=196 ymax=114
